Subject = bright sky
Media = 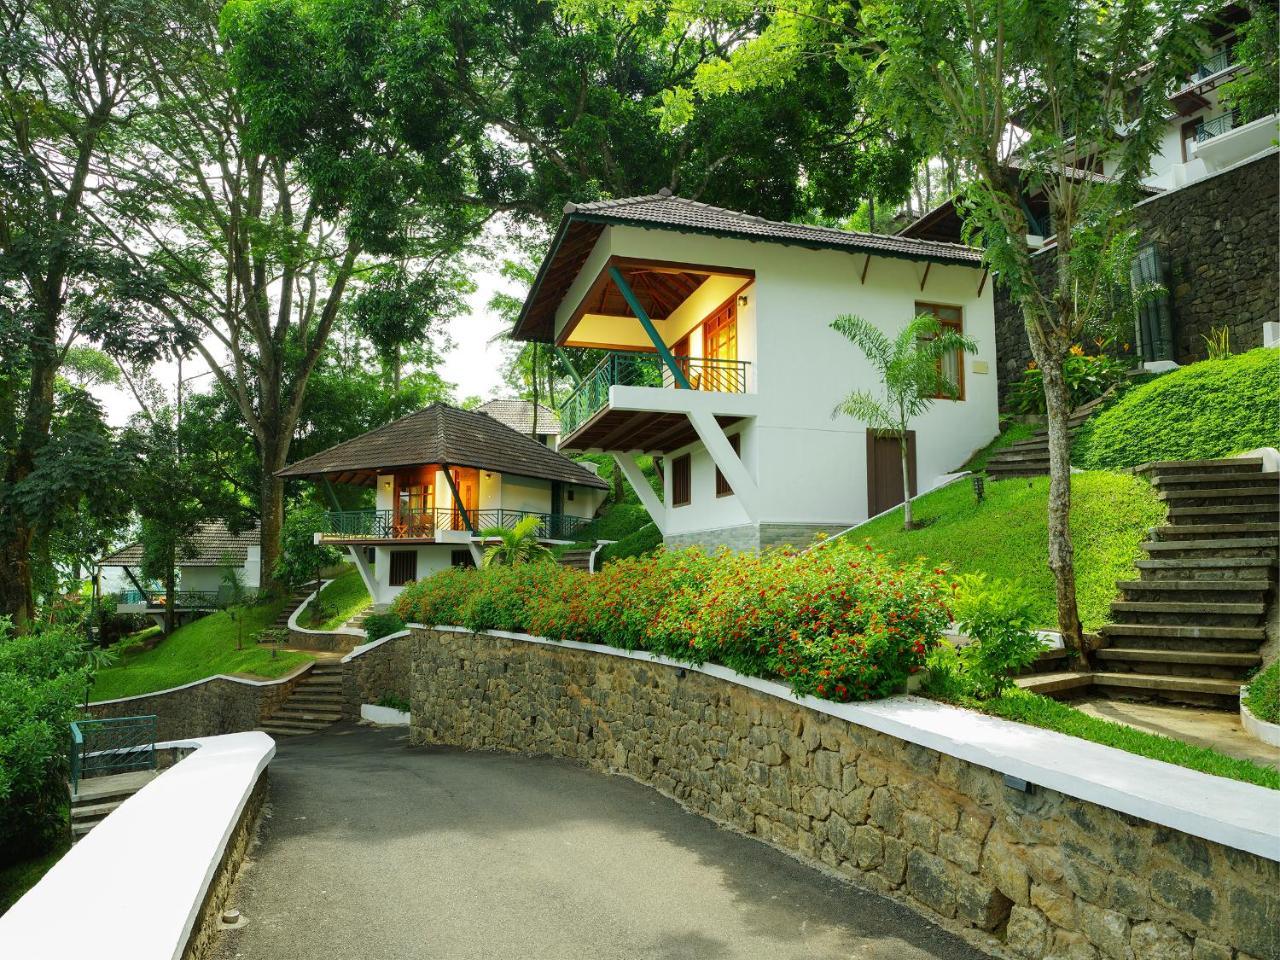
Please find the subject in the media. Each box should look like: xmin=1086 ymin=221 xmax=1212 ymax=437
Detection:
xmin=97 ymin=259 xmax=517 ymax=428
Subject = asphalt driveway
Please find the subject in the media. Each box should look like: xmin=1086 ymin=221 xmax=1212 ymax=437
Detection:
xmin=214 ymin=724 xmax=988 ymax=960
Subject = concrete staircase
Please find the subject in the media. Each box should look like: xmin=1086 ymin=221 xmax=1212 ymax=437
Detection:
xmin=71 ymin=769 xmax=158 ymax=842
xmin=270 ymin=587 xmax=316 ymax=633
xmin=258 ymin=663 xmax=345 ymax=737
xmin=558 ymin=549 xmax=594 ymax=572
xmin=985 ymin=397 xmax=1105 ymax=479
xmin=343 ymin=606 xmax=373 ymax=633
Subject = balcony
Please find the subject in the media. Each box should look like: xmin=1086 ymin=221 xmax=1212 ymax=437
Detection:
xmin=1193 ymin=110 xmax=1279 ymax=173
xmin=318 ymin=507 xmax=593 ymax=544
xmin=559 ymin=350 xmax=751 ymax=453
xmin=1170 ymin=48 xmax=1240 ymax=113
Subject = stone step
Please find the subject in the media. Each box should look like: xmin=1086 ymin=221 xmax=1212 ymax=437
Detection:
xmin=72 ymin=821 xmax=99 ymax=837
xmin=1167 ymin=502 xmax=1279 ymax=519
xmin=989 ymin=447 xmax=1051 ymax=463
xmin=1090 ymin=671 xmax=1241 ymax=697
xmin=70 ymin=798 xmax=126 ymax=822
xmin=257 ymin=721 xmax=330 ymax=737
xmin=1099 ymin=622 xmax=1267 ymax=642
xmin=1110 ymin=599 xmax=1266 ymax=616
xmin=1156 ymin=487 xmax=1280 ymax=504
xmin=287 ymin=693 xmax=345 ymax=707
xmin=1013 ymin=671 xmax=1093 ymax=695
xmin=1137 ymin=457 xmax=1264 ymax=475
xmin=1152 ymin=471 xmax=1278 ymax=487
xmin=1152 ymin=523 xmax=1279 ymax=540
xmin=1116 ymin=578 xmax=1270 ymax=593
xmin=1139 ymin=538 xmax=1279 ymax=559
xmin=72 ymin=769 xmax=158 ymax=804
xmin=1135 ymin=558 xmax=1279 ymax=582
xmin=273 ymin=707 xmax=343 ymax=721
xmin=1094 ymin=648 xmax=1261 ymax=668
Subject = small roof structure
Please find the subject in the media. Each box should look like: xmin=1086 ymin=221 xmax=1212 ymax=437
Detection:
xmin=103 ymin=522 xmax=260 ymax=568
xmin=514 ymin=190 xmax=984 ymax=342
xmin=277 ymin=402 xmax=607 ymax=489
xmin=475 ymin=399 xmax=561 ymax=436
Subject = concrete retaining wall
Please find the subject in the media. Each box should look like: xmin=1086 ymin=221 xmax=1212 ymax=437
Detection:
xmin=409 ymin=626 xmax=1279 ymax=960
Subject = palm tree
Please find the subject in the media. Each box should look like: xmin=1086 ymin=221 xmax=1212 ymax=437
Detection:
xmin=479 ymin=515 xmax=555 ymax=567
xmin=832 ymin=313 xmax=978 ymax=531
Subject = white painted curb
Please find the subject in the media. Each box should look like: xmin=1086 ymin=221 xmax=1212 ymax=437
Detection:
xmin=1240 ymin=685 xmax=1280 ymax=748
xmin=89 ymin=660 xmax=313 ymax=708
xmin=0 ymin=732 xmax=275 ymax=960
xmin=361 ymin=704 xmax=410 ymax=726
xmin=417 ymin=623 xmax=1280 ymax=862
xmin=287 ymin=579 xmax=366 ymax=638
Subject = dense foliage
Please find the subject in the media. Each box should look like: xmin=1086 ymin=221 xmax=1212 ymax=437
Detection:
xmin=0 ymin=622 xmax=91 ymax=861
xmin=1006 ymin=351 xmax=1130 ymax=415
xmin=1073 ymin=349 xmax=1280 ymax=470
xmin=393 ymin=547 xmax=951 ymax=703
xmin=1245 ymin=661 xmax=1280 ymax=726
xmin=362 ymin=612 xmax=405 ymax=642
xmin=598 ymin=523 xmax=664 ymax=564
xmin=276 ymin=504 xmax=342 ymax=589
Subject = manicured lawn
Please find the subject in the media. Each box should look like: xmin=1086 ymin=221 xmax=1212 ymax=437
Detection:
xmin=970 ymin=689 xmax=1280 ymax=790
xmin=0 ymin=838 xmax=69 ymax=915
xmin=303 ymin=567 xmax=371 ymax=630
xmin=90 ymin=597 xmax=312 ymax=701
xmin=847 ymin=471 xmax=1166 ymax=630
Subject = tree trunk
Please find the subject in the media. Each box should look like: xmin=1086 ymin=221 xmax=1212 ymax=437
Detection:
xmin=900 ymin=439 xmax=913 ymax=531
xmin=163 ymin=549 xmax=176 ymax=637
xmin=259 ymin=468 xmax=285 ymax=598
xmin=0 ymin=532 xmax=35 ymax=631
xmin=1039 ymin=354 xmax=1086 ymax=659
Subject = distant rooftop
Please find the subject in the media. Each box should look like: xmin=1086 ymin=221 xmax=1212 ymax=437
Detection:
xmin=103 ymin=522 xmax=260 ymax=568
xmin=476 ymin=399 xmax=561 ymax=436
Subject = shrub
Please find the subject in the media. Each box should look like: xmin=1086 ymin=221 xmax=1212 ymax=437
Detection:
xmin=391 ymin=544 xmax=951 ymax=704
xmin=362 ymin=611 xmax=405 ymax=641
xmin=1073 ymin=347 xmax=1280 ymax=469
xmin=275 ymin=504 xmax=342 ymax=588
xmin=923 ymin=574 xmax=1044 ymax=701
xmin=0 ymin=621 xmax=91 ymax=861
xmin=1245 ymin=661 xmax=1280 ymax=725
xmin=1007 ymin=350 xmax=1130 ymax=415
xmin=598 ymin=522 xmax=662 ymax=563
xmin=376 ymin=692 xmax=409 ymax=712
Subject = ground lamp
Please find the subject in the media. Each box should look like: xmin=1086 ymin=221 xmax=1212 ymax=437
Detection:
xmin=971 ymin=474 xmax=985 ymax=503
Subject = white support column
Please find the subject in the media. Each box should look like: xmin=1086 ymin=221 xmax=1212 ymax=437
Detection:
xmin=467 ymin=541 xmax=485 ymax=568
xmin=688 ymin=410 xmax=761 ymax=523
xmin=613 ymin=453 xmax=668 ymax=535
xmin=347 ymin=546 xmax=379 ymax=606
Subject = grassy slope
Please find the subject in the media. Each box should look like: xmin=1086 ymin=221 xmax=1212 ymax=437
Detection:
xmin=560 ymin=503 xmax=653 ymax=551
xmin=0 ymin=839 xmax=69 ymax=915
xmin=977 ymin=690 xmax=1280 ymax=790
xmin=91 ymin=597 xmax=312 ymax=701
xmin=1244 ymin=661 xmax=1280 ymax=725
xmin=849 ymin=471 xmax=1166 ymax=630
xmin=306 ymin=567 xmax=371 ymax=630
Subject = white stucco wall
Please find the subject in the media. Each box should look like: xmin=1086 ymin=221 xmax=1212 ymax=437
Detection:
xmin=557 ymin=223 xmax=998 ymax=539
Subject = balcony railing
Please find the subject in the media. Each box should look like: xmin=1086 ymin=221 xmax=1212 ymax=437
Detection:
xmin=1190 ymin=49 xmax=1232 ymax=83
xmin=1195 ymin=110 xmax=1239 ymax=142
xmin=116 ymin=589 xmax=242 ymax=609
xmin=321 ymin=507 xmax=593 ymax=542
xmin=559 ymin=350 xmax=750 ymax=437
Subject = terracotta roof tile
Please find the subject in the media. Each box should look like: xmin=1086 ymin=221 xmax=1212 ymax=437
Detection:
xmin=104 ymin=522 xmax=260 ymax=568
xmin=475 ymin=399 xmax=561 ymax=435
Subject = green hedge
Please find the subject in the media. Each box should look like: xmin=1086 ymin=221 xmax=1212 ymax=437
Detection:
xmin=597 ymin=521 xmax=662 ymax=563
xmin=393 ymin=546 xmax=951 ymax=703
xmin=1073 ymin=348 xmax=1280 ymax=469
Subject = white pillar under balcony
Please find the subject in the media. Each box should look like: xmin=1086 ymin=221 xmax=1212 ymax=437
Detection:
xmin=688 ymin=409 xmax=761 ymax=523
xmin=614 ymin=453 xmax=668 ymax=535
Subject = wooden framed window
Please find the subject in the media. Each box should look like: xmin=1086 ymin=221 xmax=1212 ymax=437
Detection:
xmin=715 ymin=433 xmax=741 ymax=498
xmin=915 ymin=302 xmax=965 ymax=400
xmin=450 ymin=549 xmax=475 ymax=569
xmin=672 ymin=453 xmax=692 ymax=507
xmin=389 ymin=550 xmax=418 ymax=586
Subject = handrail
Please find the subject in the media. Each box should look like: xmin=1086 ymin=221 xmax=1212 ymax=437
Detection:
xmin=320 ymin=508 xmax=592 ymax=542
xmin=559 ymin=349 xmax=751 ymax=437
xmin=1195 ymin=110 xmax=1240 ymax=143
xmin=69 ymin=715 xmax=158 ymax=796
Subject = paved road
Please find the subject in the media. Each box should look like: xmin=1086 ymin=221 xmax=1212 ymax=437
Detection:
xmin=215 ymin=725 xmax=988 ymax=960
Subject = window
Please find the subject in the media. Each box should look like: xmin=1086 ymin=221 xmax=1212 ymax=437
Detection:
xmin=915 ymin=302 xmax=965 ymax=400
xmin=451 ymin=550 xmax=475 ymax=569
xmin=566 ymin=488 xmax=575 ymax=502
xmin=672 ymin=453 xmax=691 ymax=507
xmin=715 ymin=433 xmax=741 ymax=498
xmin=389 ymin=550 xmax=418 ymax=587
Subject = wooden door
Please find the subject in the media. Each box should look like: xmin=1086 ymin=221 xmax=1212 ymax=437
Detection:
xmin=866 ymin=431 xmax=918 ymax=517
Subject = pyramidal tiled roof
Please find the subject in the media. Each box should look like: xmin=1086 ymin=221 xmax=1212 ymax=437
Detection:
xmin=104 ymin=522 xmax=260 ymax=567
xmin=277 ymin=403 xmax=605 ymax=488
xmin=563 ymin=191 xmax=984 ymax=265
xmin=475 ymin=399 xmax=561 ymax=435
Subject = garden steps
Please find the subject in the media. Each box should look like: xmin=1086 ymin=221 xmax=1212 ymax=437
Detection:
xmin=1014 ymin=671 xmax=1093 ymax=696
xmin=984 ymin=402 xmax=1101 ymax=478
xmin=558 ymin=549 xmax=595 ymax=572
xmin=70 ymin=769 xmax=158 ymax=842
xmin=271 ymin=588 xmax=316 ymax=631
xmin=257 ymin=664 xmax=346 ymax=737
xmin=1079 ymin=457 xmax=1280 ymax=708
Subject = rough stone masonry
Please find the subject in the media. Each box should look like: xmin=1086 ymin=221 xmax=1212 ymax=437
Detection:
xmin=409 ymin=627 xmax=1279 ymax=960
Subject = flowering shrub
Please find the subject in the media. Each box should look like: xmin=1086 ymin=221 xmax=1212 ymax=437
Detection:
xmin=393 ymin=545 xmax=951 ymax=704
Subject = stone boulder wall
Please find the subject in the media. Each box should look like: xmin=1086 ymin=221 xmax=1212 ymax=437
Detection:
xmin=409 ymin=627 xmax=1279 ymax=960
xmin=88 ymin=665 xmax=312 ymax=741
xmin=342 ymin=631 xmax=410 ymax=720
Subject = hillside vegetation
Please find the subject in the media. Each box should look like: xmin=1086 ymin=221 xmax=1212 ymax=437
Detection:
xmin=1074 ymin=347 xmax=1279 ymax=469
xmin=844 ymin=471 xmax=1165 ymax=630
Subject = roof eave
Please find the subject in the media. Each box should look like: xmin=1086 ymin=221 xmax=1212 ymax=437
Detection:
xmin=513 ymin=212 xmax=578 ymax=343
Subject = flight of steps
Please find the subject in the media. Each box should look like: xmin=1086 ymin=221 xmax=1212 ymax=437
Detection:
xmin=269 ymin=587 xmax=316 ymax=632
xmin=558 ymin=549 xmax=595 ymax=572
xmin=985 ymin=398 xmax=1103 ymax=479
xmin=70 ymin=769 xmax=158 ymax=842
xmin=1087 ymin=457 xmax=1278 ymax=707
xmin=258 ymin=662 xmax=345 ymax=737
xmin=344 ymin=606 xmax=373 ymax=633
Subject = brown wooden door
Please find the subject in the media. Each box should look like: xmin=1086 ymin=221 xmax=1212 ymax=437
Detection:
xmin=866 ymin=431 xmax=918 ymax=517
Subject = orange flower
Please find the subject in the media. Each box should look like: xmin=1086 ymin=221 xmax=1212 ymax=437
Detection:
xmin=1069 ymin=344 xmax=1085 ymax=356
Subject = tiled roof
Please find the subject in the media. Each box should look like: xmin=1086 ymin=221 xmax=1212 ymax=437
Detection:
xmin=277 ymin=403 xmax=606 ymax=488
xmin=476 ymin=399 xmax=561 ymax=435
xmin=104 ymin=522 xmax=260 ymax=568
xmin=563 ymin=191 xmax=984 ymax=265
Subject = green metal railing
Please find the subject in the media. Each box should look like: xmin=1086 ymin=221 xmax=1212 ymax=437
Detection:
xmin=1191 ymin=49 xmax=1233 ymax=82
xmin=70 ymin=715 xmax=158 ymax=796
xmin=321 ymin=507 xmax=593 ymax=541
xmin=559 ymin=350 xmax=750 ymax=437
xmin=1195 ymin=110 xmax=1239 ymax=143
xmin=116 ymin=589 xmax=250 ymax=609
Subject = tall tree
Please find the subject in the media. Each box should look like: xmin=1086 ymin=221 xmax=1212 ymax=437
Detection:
xmin=0 ymin=0 xmax=178 ymax=627
xmin=88 ymin=0 xmax=484 ymax=593
xmin=664 ymin=0 xmax=1205 ymax=652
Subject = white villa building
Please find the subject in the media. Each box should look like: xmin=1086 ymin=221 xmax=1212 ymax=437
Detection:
xmin=512 ymin=192 xmax=999 ymax=552
xmin=278 ymin=403 xmax=608 ymax=609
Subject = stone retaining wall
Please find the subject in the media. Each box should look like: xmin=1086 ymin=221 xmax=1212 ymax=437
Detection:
xmin=993 ymin=151 xmax=1279 ymax=407
xmin=409 ymin=627 xmax=1278 ymax=960
xmin=88 ymin=666 xmax=311 ymax=741
xmin=342 ymin=632 xmax=410 ymax=719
